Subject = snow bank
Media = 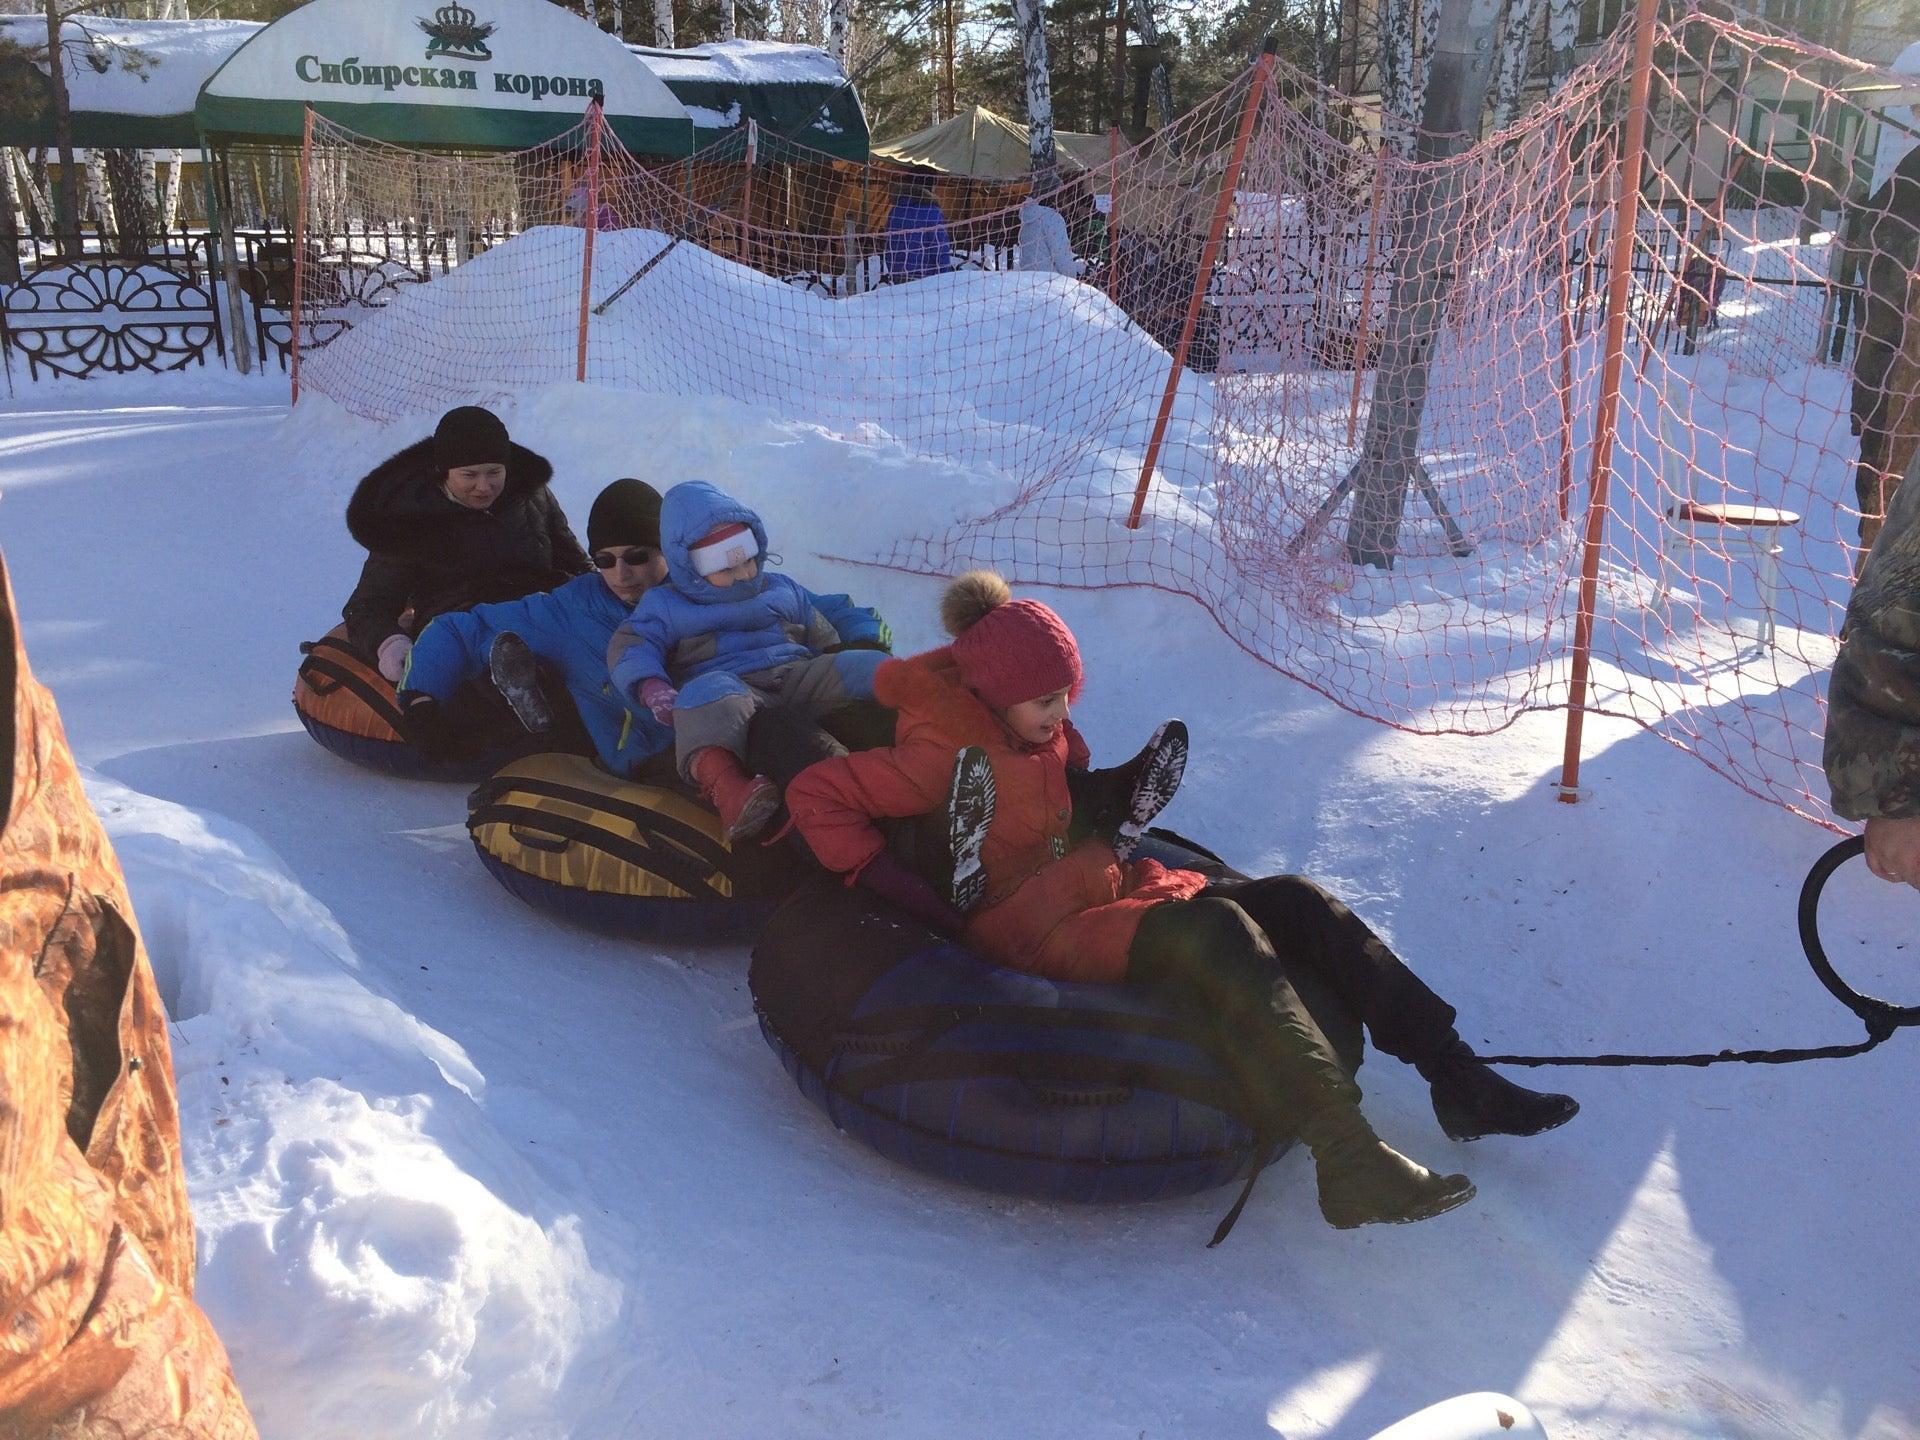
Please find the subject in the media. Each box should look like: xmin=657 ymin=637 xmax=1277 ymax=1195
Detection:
xmin=86 ymin=775 xmax=620 ymax=1440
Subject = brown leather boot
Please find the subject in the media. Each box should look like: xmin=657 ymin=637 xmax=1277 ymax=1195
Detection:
xmin=688 ymin=745 xmax=781 ymax=842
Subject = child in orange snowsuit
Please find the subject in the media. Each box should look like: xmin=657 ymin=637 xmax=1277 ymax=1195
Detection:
xmin=788 ymin=572 xmax=1579 ymax=1231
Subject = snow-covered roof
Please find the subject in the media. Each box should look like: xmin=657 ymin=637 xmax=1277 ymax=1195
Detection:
xmin=0 ymin=15 xmax=261 ymax=118
xmin=627 ymin=38 xmax=866 ymax=160
xmin=626 ymin=39 xmax=847 ymax=88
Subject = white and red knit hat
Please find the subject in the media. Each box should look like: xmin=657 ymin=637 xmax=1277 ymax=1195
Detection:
xmin=689 ymin=521 xmax=761 ymax=578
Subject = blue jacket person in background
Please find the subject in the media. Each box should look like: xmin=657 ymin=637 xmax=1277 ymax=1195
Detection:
xmin=608 ymin=481 xmax=888 ymax=841
xmin=884 ymin=176 xmax=952 ymax=282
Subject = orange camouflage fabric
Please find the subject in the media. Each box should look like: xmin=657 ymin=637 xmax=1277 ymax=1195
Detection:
xmin=1 ymin=552 xmax=256 ymax=1439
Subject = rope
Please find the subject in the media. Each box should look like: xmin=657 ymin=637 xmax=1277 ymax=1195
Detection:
xmin=1480 ymin=837 xmax=1918 ymax=1069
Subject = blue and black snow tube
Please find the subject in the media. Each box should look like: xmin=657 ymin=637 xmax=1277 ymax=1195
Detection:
xmin=466 ymin=752 xmax=807 ymax=943
xmin=750 ymin=833 xmax=1364 ymax=1206
xmin=293 ymin=627 xmax=502 ymax=781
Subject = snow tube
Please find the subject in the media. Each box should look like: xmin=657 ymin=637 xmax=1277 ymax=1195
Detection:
xmin=293 ymin=626 xmax=495 ymax=780
xmin=750 ymin=832 xmax=1364 ymax=1206
xmin=466 ymin=752 xmax=807 ymax=942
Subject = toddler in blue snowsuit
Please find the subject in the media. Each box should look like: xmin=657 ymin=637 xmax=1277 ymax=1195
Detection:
xmin=608 ymin=480 xmax=889 ymax=839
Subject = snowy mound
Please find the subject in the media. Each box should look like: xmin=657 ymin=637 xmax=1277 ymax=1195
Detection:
xmin=299 ymin=225 xmax=1215 ymax=496
xmin=89 ymin=776 xmax=621 ymax=1440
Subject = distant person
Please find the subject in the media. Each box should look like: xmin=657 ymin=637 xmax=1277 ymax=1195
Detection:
xmin=884 ymin=176 xmax=952 ymax=282
xmin=1017 ymin=168 xmax=1077 ymax=277
xmin=1825 ymin=447 xmax=1920 ymax=890
xmin=341 ymin=405 xmax=590 ymax=682
xmin=564 ymin=175 xmax=616 ymax=232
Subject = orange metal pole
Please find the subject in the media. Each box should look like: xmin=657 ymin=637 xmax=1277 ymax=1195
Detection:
xmin=1346 ymin=143 xmax=1389 ymax=447
xmin=1557 ymin=0 xmax=1662 ymax=803
xmin=290 ymin=105 xmax=314 ymax=405
xmin=576 ymin=101 xmax=605 ymax=384
xmin=1128 ymin=41 xmax=1276 ymax=530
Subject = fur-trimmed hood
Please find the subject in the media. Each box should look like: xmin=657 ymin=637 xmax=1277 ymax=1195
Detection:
xmin=345 ymin=436 xmax=556 ymax=557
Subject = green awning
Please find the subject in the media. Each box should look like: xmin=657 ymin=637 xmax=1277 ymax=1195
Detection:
xmin=196 ymin=0 xmax=696 ymax=156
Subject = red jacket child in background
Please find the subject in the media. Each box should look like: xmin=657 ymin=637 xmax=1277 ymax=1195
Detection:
xmin=787 ymin=572 xmax=1580 ymax=1232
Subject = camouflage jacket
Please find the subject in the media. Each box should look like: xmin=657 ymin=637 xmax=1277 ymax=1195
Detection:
xmin=1 ymin=552 xmax=256 ymax=1437
xmin=1826 ymin=448 xmax=1920 ymax=820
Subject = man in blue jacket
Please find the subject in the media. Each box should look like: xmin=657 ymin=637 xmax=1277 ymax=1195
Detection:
xmin=398 ymin=479 xmax=887 ymax=785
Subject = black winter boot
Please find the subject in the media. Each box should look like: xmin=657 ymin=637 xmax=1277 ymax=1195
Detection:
xmin=945 ymin=747 xmax=996 ymax=911
xmin=488 ymin=632 xmax=553 ymax=734
xmin=1301 ymin=1104 xmax=1476 ymax=1230
xmin=1417 ymin=1042 xmax=1579 ymax=1142
xmin=1112 ymin=720 xmax=1188 ymax=862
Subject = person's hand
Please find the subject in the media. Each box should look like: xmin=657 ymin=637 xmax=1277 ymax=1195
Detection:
xmin=397 ymin=691 xmax=454 ymax=757
xmin=638 ymin=677 xmax=678 ymax=726
xmin=1863 ymin=815 xmax=1920 ymax=889
xmin=376 ymin=633 xmax=412 ymax=683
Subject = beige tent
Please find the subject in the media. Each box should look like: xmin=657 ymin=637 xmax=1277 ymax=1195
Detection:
xmin=873 ymin=105 xmax=1112 ymax=181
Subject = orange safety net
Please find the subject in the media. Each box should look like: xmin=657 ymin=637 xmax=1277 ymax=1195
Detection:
xmin=291 ymin=11 xmax=1920 ymax=828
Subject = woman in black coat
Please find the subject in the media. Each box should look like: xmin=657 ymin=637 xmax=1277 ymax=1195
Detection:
xmin=342 ymin=406 xmax=590 ymax=680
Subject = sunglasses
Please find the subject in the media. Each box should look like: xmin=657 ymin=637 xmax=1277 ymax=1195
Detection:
xmin=592 ymin=546 xmax=657 ymax=570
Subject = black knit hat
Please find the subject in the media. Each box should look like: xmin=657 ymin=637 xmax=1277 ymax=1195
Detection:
xmin=587 ymin=478 xmax=664 ymax=553
xmin=433 ymin=405 xmax=511 ymax=473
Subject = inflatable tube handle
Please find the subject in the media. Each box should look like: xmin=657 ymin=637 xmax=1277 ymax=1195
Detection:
xmin=296 ymin=648 xmax=346 ymax=697
xmin=508 ymin=823 xmax=574 ymax=854
xmin=1798 ymin=834 xmax=1920 ymax=1038
xmin=1018 ymin=1078 xmax=1135 ymax=1107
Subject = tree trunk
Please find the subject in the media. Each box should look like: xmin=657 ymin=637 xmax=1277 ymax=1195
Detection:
xmin=828 ymin=0 xmax=846 ymax=61
xmin=44 ymin=2 xmax=81 ymax=259
xmin=1012 ymin=0 xmax=1058 ymax=173
xmin=0 ymin=154 xmax=22 ymax=284
xmin=1487 ymin=0 xmax=1545 ymax=131
xmin=103 ymin=148 xmax=155 ymax=260
xmin=655 ymin=0 xmax=676 ymax=46
xmin=1380 ymin=0 xmax=1423 ymax=154
xmin=721 ymin=0 xmax=736 ymax=41
xmin=161 ymin=149 xmax=184 ymax=229
xmin=1545 ymin=0 xmax=1577 ymax=94
xmin=1127 ymin=0 xmax=1175 ymax=136
xmin=1344 ymin=0 xmax=1504 ymax=567
xmin=85 ymin=151 xmax=116 ymax=242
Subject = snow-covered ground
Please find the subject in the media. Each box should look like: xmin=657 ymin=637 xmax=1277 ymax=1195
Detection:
xmin=2 ymin=361 xmax=1913 ymax=1440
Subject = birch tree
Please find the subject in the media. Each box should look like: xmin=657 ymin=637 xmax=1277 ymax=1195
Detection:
xmin=1344 ymin=0 xmax=1505 ymax=566
xmin=1127 ymin=0 xmax=1175 ymax=136
xmin=829 ymin=0 xmax=847 ymax=62
xmin=1487 ymin=0 xmax=1545 ymax=131
xmin=1545 ymin=0 xmax=1577 ymax=94
xmin=655 ymin=0 xmax=675 ymax=46
xmin=1011 ymin=0 xmax=1057 ymax=173
xmin=1379 ymin=0 xmax=1419 ymax=153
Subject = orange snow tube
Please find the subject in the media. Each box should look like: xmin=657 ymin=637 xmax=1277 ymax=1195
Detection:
xmin=293 ymin=625 xmax=487 ymax=779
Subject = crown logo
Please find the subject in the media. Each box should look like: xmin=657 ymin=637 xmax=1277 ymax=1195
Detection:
xmin=419 ymin=2 xmax=496 ymax=62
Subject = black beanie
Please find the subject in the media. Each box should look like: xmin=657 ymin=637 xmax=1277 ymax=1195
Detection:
xmin=433 ymin=405 xmax=511 ymax=473
xmin=587 ymin=478 xmax=664 ymax=553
